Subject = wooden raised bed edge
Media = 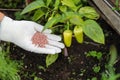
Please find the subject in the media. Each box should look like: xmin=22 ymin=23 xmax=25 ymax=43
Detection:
xmin=88 ymin=0 xmax=120 ymax=35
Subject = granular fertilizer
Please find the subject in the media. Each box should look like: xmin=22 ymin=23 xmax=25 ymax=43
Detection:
xmin=31 ymin=32 xmax=48 ymax=47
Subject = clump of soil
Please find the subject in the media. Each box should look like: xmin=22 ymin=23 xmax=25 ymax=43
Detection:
xmin=31 ymin=32 xmax=48 ymax=48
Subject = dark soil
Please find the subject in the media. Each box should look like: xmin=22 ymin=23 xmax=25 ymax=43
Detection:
xmin=6 ymin=18 xmax=120 ymax=80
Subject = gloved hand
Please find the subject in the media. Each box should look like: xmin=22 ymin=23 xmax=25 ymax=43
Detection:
xmin=0 ymin=15 xmax=64 ymax=54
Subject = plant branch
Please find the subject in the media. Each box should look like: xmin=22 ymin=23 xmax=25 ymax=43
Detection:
xmin=0 ymin=8 xmax=22 ymax=11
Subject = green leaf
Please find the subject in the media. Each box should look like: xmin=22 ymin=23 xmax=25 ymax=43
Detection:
xmin=60 ymin=12 xmax=73 ymax=22
xmin=83 ymin=20 xmax=105 ymax=44
xmin=91 ymin=77 xmax=97 ymax=80
xmin=59 ymin=5 xmax=67 ymax=12
xmin=34 ymin=77 xmax=43 ymax=80
xmin=60 ymin=12 xmax=82 ymax=23
xmin=46 ymin=0 xmax=52 ymax=6
xmin=61 ymin=0 xmax=77 ymax=11
xmin=70 ymin=15 xmax=84 ymax=26
xmin=14 ymin=11 xmax=24 ymax=20
xmin=86 ymin=51 xmax=102 ymax=60
xmin=0 ymin=50 xmax=22 ymax=80
xmin=21 ymin=0 xmax=45 ymax=15
xmin=79 ymin=6 xmax=100 ymax=20
xmin=101 ymin=73 xmax=108 ymax=80
xmin=38 ymin=65 xmax=46 ymax=71
xmin=73 ymin=0 xmax=81 ymax=5
xmin=43 ymin=15 xmax=61 ymax=31
xmin=32 ymin=9 xmax=45 ymax=21
xmin=109 ymin=45 xmax=117 ymax=66
xmin=92 ymin=66 xmax=100 ymax=73
xmin=46 ymin=54 xmax=58 ymax=67
xmin=96 ymin=52 xmax=102 ymax=60
xmin=54 ymin=0 xmax=60 ymax=10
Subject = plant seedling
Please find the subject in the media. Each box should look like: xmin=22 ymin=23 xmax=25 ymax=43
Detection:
xmin=86 ymin=51 xmax=102 ymax=60
xmin=101 ymin=45 xmax=120 ymax=80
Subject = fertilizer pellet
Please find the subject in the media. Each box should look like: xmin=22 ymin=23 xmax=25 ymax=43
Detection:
xmin=31 ymin=32 xmax=48 ymax=48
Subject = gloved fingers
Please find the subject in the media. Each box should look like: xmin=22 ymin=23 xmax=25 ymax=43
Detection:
xmin=47 ymin=39 xmax=65 ymax=49
xmin=45 ymin=45 xmax=61 ymax=53
xmin=45 ymin=33 xmax=62 ymax=41
xmin=23 ymin=42 xmax=57 ymax=54
xmin=43 ymin=29 xmax=52 ymax=34
xmin=21 ymin=39 xmax=63 ymax=54
xmin=30 ymin=46 xmax=56 ymax=54
xmin=34 ymin=24 xmax=52 ymax=33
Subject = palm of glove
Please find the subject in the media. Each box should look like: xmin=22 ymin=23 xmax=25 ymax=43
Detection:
xmin=0 ymin=16 xmax=64 ymax=54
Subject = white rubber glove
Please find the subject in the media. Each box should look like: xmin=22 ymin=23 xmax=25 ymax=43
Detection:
xmin=0 ymin=16 xmax=65 ymax=54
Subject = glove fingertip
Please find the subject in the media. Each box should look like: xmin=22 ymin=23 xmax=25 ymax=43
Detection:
xmin=46 ymin=34 xmax=62 ymax=41
xmin=43 ymin=29 xmax=52 ymax=33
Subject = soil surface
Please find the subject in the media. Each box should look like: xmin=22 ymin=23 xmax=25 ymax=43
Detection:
xmin=7 ymin=18 xmax=120 ymax=80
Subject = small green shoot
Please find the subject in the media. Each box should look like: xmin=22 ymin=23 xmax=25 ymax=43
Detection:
xmin=34 ymin=76 xmax=43 ymax=80
xmin=38 ymin=65 xmax=46 ymax=72
xmin=0 ymin=48 xmax=22 ymax=80
xmin=101 ymin=45 xmax=120 ymax=80
xmin=86 ymin=51 xmax=102 ymax=60
xmin=91 ymin=77 xmax=97 ymax=80
xmin=112 ymin=0 xmax=120 ymax=11
xmin=92 ymin=65 xmax=101 ymax=73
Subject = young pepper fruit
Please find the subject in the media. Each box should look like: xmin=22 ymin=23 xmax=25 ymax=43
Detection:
xmin=63 ymin=30 xmax=72 ymax=47
xmin=74 ymin=26 xmax=83 ymax=43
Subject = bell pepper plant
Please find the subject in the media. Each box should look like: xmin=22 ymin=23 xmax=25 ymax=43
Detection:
xmin=74 ymin=26 xmax=83 ymax=43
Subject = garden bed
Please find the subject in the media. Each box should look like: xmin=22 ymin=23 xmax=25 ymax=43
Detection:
xmin=0 ymin=17 xmax=119 ymax=80
xmin=0 ymin=0 xmax=120 ymax=80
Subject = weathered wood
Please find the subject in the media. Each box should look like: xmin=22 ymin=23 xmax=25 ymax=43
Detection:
xmin=88 ymin=0 xmax=120 ymax=35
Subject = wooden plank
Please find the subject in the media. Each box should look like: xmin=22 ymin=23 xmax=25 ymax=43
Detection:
xmin=88 ymin=0 xmax=120 ymax=35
